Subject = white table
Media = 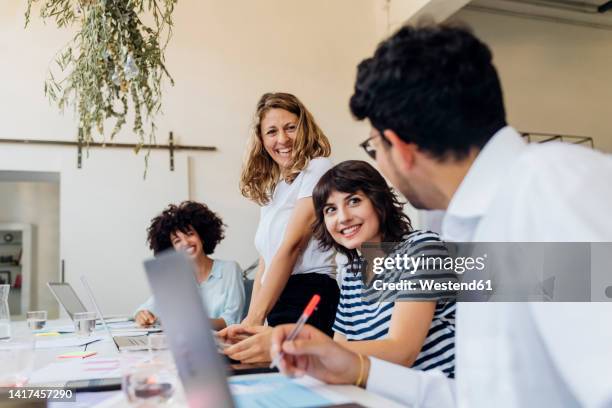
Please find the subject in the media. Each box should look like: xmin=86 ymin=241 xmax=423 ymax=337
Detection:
xmin=12 ymin=320 xmax=406 ymax=407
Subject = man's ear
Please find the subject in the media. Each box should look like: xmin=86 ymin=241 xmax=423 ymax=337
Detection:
xmin=384 ymin=129 xmax=417 ymax=170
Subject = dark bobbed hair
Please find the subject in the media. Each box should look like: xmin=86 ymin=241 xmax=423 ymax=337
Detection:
xmin=350 ymin=23 xmax=507 ymax=159
xmin=147 ymin=201 xmax=225 ymax=256
xmin=312 ymin=160 xmax=412 ymax=262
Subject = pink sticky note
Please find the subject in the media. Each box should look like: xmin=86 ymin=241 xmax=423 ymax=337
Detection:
xmin=57 ymin=351 xmax=98 ymax=359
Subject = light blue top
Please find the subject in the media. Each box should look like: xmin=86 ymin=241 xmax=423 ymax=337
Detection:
xmin=135 ymin=259 xmax=246 ymax=326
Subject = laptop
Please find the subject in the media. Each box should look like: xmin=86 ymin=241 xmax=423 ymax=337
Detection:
xmin=79 ymin=276 xmax=153 ymax=351
xmin=47 ymin=282 xmax=88 ymax=319
xmin=144 ymin=250 xmax=235 ymax=408
xmin=47 ymin=282 xmax=131 ymax=323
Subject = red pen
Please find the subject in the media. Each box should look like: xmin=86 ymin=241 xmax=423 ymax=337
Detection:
xmin=270 ymin=294 xmax=320 ymax=369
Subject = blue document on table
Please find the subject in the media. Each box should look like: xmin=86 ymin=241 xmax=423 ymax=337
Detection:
xmin=230 ymin=375 xmax=333 ymax=408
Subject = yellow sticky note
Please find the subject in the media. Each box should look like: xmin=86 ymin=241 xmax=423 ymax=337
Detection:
xmin=35 ymin=332 xmax=61 ymax=337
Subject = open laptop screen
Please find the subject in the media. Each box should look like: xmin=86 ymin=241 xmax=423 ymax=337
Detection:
xmin=47 ymin=282 xmax=87 ymax=319
xmin=144 ymin=250 xmax=234 ymax=408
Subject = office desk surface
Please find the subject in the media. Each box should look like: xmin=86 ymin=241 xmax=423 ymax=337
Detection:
xmin=12 ymin=320 xmax=406 ymax=408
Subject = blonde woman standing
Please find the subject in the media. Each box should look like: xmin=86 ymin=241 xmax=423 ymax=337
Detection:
xmin=238 ymin=92 xmax=339 ymax=335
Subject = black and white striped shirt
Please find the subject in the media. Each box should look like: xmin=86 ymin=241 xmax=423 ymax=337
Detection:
xmin=332 ymin=230 xmax=456 ymax=378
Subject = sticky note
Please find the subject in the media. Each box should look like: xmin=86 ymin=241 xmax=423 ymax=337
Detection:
xmin=58 ymin=351 xmax=98 ymax=359
xmin=35 ymin=332 xmax=61 ymax=337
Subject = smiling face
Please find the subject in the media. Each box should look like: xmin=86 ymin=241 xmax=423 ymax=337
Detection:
xmin=322 ymin=190 xmax=381 ymax=250
xmin=170 ymin=226 xmax=204 ymax=259
xmin=260 ymin=108 xmax=299 ymax=170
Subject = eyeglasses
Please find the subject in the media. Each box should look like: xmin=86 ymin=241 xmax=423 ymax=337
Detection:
xmin=359 ymin=132 xmax=390 ymax=160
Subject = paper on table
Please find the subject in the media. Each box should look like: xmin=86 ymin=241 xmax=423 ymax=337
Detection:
xmin=229 ymin=375 xmax=342 ymax=408
xmin=39 ymin=324 xmax=76 ymax=333
xmin=29 ymin=357 xmax=122 ymax=385
xmin=105 ymin=321 xmax=162 ymax=332
xmin=35 ymin=335 xmax=103 ymax=349
xmin=111 ymin=330 xmax=148 ymax=337
xmin=103 ymin=317 xmax=131 ymax=324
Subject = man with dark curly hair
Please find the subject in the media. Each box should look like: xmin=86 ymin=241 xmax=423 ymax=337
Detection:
xmin=134 ymin=201 xmax=245 ymax=330
xmin=270 ymin=23 xmax=612 ymax=407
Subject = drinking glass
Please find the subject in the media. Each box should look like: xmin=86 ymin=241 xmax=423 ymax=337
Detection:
xmin=147 ymin=333 xmax=168 ymax=351
xmin=26 ymin=311 xmax=47 ymax=330
xmin=121 ymin=353 xmax=182 ymax=406
xmin=0 ymin=333 xmax=35 ymax=387
xmin=73 ymin=312 xmax=96 ymax=337
xmin=0 ymin=284 xmax=10 ymax=340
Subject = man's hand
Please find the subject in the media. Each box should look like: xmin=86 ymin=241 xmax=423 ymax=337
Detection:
xmin=135 ymin=310 xmax=157 ymax=326
xmin=270 ymin=324 xmax=369 ymax=386
xmin=222 ymin=325 xmax=274 ymax=363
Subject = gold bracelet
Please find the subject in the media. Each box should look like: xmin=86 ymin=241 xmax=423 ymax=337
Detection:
xmin=355 ymin=353 xmax=365 ymax=388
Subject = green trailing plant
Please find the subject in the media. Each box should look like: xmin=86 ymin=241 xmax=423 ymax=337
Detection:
xmin=25 ymin=0 xmax=176 ymax=162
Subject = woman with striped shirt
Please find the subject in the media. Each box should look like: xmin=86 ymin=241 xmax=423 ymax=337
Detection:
xmin=312 ymin=160 xmax=456 ymax=378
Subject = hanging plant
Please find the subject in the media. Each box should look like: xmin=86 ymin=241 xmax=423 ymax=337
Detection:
xmin=25 ymin=0 xmax=176 ymax=156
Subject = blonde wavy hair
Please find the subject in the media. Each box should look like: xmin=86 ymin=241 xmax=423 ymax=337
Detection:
xmin=240 ymin=93 xmax=331 ymax=206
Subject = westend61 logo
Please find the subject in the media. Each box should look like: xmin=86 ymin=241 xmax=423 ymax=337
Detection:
xmin=372 ymin=253 xmax=487 ymax=275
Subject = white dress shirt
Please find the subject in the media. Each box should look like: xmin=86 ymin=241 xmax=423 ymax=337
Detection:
xmin=254 ymin=157 xmax=336 ymax=283
xmin=366 ymin=126 xmax=612 ymax=407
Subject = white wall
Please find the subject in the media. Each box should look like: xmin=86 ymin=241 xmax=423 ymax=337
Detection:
xmin=0 ymin=1 xmax=383 ymax=313
xmin=165 ymin=1 xmax=383 ymax=265
xmin=0 ymin=146 xmax=189 ymax=314
xmin=455 ymin=9 xmax=612 ymax=153
xmin=0 ymin=182 xmax=60 ymax=316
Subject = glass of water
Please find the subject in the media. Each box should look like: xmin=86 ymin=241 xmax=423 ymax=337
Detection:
xmin=147 ymin=333 xmax=168 ymax=351
xmin=0 ymin=333 xmax=35 ymax=386
xmin=26 ymin=311 xmax=47 ymax=330
xmin=121 ymin=354 xmax=182 ymax=406
xmin=73 ymin=312 xmax=96 ymax=337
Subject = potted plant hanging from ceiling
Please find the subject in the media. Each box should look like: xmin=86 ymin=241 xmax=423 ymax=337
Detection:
xmin=25 ymin=0 xmax=177 ymax=166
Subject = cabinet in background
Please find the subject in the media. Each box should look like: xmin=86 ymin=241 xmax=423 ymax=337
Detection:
xmin=0 ymin=223 xmax=32 ymax=316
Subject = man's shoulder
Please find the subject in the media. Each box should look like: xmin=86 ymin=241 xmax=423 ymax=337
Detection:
xmin=516 ymin=142 xmax=610 ymax=177
xmin=480 ymin=142 xmax=612 ymax=241
xmin=500 ymin=142 xmax=611 ymax=201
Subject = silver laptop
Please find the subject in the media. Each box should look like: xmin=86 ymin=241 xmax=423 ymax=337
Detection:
xmin=144 ymin=250 xmax=234 ymax=408
xmin=47 ymin=282 xmax=88 ymax=319
xmin=47 ymin=281 xmax=132 ymax=324
xmin=79 ymin=276 xmax=152 ymax=351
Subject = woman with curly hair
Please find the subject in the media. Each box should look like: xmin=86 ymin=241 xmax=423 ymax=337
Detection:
xmin=234 ymin=92 xmax=339 ymax=334
xmin=134 ymin=201 xmax=245 ymax=330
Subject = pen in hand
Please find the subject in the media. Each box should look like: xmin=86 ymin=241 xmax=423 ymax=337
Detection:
xmin=269 ymin=294 xmax=321 ymax=369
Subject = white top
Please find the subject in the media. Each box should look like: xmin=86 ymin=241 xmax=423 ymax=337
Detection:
xmin=254 ymin=157 xmax=336 ymax=283
xmin=135 ymin=259 xmax=245 ymax=326
xmin=366 ymin=126 xmax=612 ymax=407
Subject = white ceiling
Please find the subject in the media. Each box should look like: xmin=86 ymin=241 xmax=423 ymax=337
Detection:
xmin=466 ymin=0 xmax=612 ymax=29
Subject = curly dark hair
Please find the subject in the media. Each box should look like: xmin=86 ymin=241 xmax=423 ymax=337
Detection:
xmin=147 ymin=201 xmax=226 ymax=256
xmin=350 ymin=23 xmax=507 ymax=159
xmin=312 ymin=160 xmax=412 ymax=262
